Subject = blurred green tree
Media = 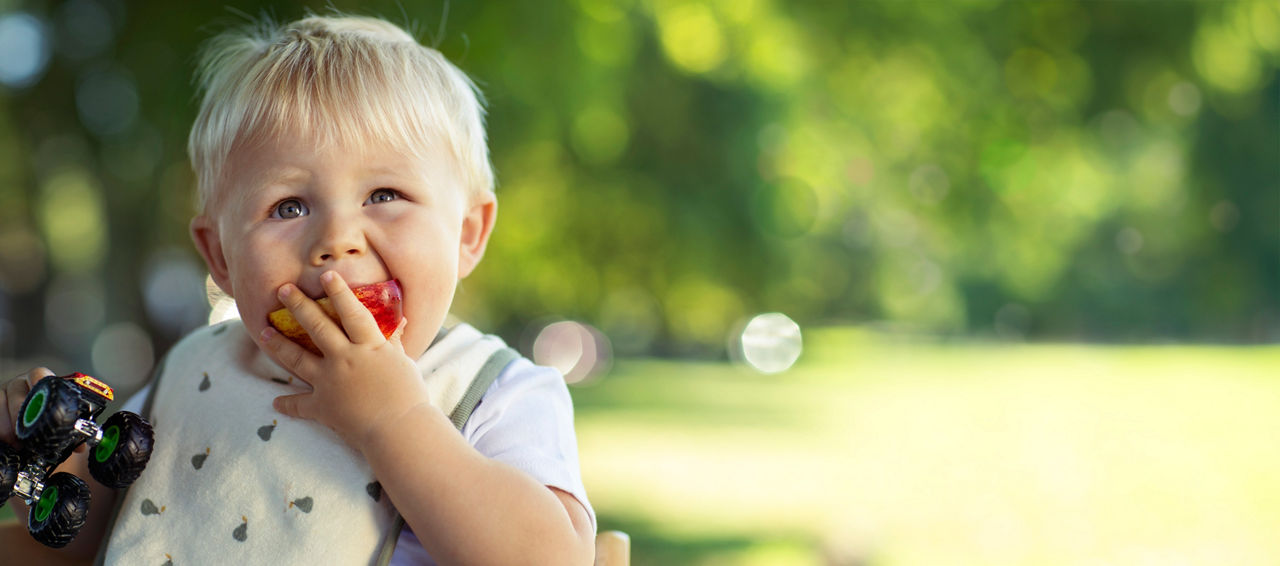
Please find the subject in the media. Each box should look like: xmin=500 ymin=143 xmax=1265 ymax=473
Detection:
xmin=0 ymin=0 xmax=1275 ymax=370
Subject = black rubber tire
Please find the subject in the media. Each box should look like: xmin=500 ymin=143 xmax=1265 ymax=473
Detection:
xmin=15 ymin=378 xmax=81 ymax=461
xmin=87 ymin=411 xmax=154 ymax=489
xmin=0 ymin=442 xmax=20 ymax=508
xmin=28 ymin=472 xmax=91 ymax=548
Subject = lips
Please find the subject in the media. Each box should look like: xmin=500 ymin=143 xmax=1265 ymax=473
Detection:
xmin=266 ymin=279 xmax=403 ymax=355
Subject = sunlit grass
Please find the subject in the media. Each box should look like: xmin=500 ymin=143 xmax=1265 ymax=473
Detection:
xmin=4 ymin=328 xmax=1275 ymax=565
xmin=576 ymin=328 xmax=1280 ymax=565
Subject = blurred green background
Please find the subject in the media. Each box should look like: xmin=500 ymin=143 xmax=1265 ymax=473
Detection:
xmin=0 ymin=0 xmax=1277 ymax=564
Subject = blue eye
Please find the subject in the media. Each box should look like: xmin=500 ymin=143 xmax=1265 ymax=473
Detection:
xmin=366 ymin=189 xmax=398 ymax=204
xmin=271 ymin=199 xmax=308 ymax=219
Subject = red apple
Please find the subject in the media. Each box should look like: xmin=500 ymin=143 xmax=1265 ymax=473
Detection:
xmin=267 ymin=279 xmax=403 ymax=355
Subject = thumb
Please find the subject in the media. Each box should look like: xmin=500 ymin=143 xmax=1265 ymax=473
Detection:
xmin=388 ymin=317 xmax=408 ymax=347
xmin=273 ymin=393 xmax=311 ymax=420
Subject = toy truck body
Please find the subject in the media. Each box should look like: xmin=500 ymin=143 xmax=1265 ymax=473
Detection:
xmin=1 ymin=373 xmax=154 ymax=548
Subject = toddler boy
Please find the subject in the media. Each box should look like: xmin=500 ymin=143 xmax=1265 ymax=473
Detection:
xmin=2 ymin=13 xmax=595 ymax=565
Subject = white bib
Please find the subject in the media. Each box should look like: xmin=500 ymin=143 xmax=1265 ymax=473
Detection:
xmin=100 ymin=320 xmax=510 ymax=565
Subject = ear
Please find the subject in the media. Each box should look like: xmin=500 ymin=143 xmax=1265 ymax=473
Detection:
xmin=457 ymin=192 xmax=497 ymax=279
xmin=190 ymin=214 xmax=234 ymax=298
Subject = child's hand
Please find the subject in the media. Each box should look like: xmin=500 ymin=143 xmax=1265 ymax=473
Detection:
xmin=258 ymin=271 xmax=429 ymax=450
xmin=1 ymin=368 xmax=55 ymax=447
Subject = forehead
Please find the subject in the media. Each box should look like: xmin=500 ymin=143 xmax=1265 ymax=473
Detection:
xmin=208 ymin=133 xmax=462 ymax=213
xmin=228 ymin=134 xmax=417 ymax=178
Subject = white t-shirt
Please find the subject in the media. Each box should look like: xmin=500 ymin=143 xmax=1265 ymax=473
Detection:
xmin=121 ymin=355 xmax=594 ymax=565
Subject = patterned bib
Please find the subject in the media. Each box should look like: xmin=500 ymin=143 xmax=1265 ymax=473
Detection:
xmin=99 ymin=320 xmax=513 ymax=565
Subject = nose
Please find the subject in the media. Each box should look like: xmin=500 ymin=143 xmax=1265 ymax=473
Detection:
xmin=309 ymin=215 xmax=366 ymax=265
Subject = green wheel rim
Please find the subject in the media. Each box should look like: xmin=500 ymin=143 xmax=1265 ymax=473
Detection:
xmin=34 ymin=485 xmax=58 ymax=523
xmin=22 ymin=389 xmax=46 ymax=428
xmin=95 ymin=425 xmax=120 ymax=463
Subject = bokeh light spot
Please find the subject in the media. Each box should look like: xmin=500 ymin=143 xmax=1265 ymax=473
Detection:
xmin=57 ymin=0 xmax=116 ymax=61
xmin=571 ymin=104 xmax=630 ymax=165
xmin=0 ymin=13 xmax=50 ymax=88
xmin=143 ymin=248 xmax=210 ymax=335
xmin=1247 ymin=1 xmax=1280 ymax=52
xmin=656 ymin=3 xmax=727 ymax=74
xmin=1192 ymin=21 xmax=1263 ymax=94
xmin=737 ymin=313 xmax=802 ymax=374
xmin=1116 ymin=227 xmax=1144 ymax=255
xmin=90 ymin=321 xmax=154 ymax=386
xmin=575 ymin=15 xmax=635 ymax=66
xmin=75 ymin=67 xmax=139 ymax=137
xmin=39 ymin=168 xmax=107 ymax=273
xmin=532 ymin=320 xmax=612 ymax=384
xmin=745 ymin=19 xmax=808 ymax=88
xmin=1167 ymin=81 xmax=1202 ymax=116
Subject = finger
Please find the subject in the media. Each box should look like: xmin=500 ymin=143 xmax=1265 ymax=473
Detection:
xmin=388 ymin=317 xmax=408 ymax=348
xmin=4 ymin=378 xmax=32 ymax=427
xmin=273 ymin=392 xmax=311 ymax=420
xmin=3 ymin=370 xmax=46 ymax=446
xmin=259 ymin=326 xmax=318 ymax=383
xmin=0 ymin=391 xmax=15 ymax=446
xmin=0 ymin=408 xmax=11 ymax=447
xmin=26 ymin=367 xmax=55 ymax=386
xmin=321 ymin=271 xmax=381 ymax=344
xmin=278 ymin=283 xmax=343 ymax=353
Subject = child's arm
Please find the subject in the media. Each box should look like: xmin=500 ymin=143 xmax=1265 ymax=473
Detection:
xmin=2 ymin=370 xmax=120 ymax=562
xmin=358 ymin=401 xmax=595 ymax=565
xmin=262 ymin=274 xmax=595 ymax=564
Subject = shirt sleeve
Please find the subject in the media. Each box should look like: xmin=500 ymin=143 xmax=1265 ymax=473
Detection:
xmin=460 ymin=356 xmax=596 ymax=530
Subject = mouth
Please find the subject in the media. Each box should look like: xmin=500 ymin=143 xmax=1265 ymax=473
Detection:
xmin=266 ymin=279 xmax=404 ymax=354
xmin=296 ymin=276 xmax=379 ymax=302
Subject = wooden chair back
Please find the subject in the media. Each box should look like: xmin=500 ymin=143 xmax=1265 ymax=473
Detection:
xmin=594 ymin=530 xmax=630 ymax=565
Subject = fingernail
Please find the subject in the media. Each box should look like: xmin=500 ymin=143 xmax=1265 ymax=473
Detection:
xmin=321 ymin=271 xmax=336 ymax=284
xmin=260 ymin=327 xmax=277 ymax=341
xmin=278 ymin=285 xmax=293 ymax=299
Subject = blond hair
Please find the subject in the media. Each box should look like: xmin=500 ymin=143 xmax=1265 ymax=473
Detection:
xmin=187 ymin=14 xmax=493 ymax=211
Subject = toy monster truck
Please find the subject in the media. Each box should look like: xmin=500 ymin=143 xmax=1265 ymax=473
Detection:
xmin=0 ymin=373 xmax=154 ymax=548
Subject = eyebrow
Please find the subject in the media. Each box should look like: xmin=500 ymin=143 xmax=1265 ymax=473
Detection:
xmin=259 ymin=168 xmax=310 ymax=187
xmin=362 ymin=165 xmax=406 ymax=178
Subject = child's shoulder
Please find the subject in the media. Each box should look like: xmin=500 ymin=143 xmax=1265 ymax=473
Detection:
xmin=470 ymin=354 xmax=576 ymax=424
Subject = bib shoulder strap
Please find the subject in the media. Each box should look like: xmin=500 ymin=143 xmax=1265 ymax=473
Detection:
xmin=374 ymin=345 xmax=520 ymax=566
xmin=449 ymin=346 xmax=519 ymax=430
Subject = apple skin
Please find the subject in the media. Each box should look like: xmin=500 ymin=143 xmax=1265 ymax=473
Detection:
xmin=266 ymin=279 xmax=403 ymax=355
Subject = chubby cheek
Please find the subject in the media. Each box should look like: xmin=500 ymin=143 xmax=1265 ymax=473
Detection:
xmin=231 ymin=285 xmax=275 ymax=344
xmin=399 ymin=276 xmax=459 ymax=358
xmin=228 ymin=257 xmax=291 ymax=344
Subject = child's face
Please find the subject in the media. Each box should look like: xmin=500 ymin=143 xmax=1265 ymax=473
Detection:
xmin=191 ymin=135 xmax=495 ymax=359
